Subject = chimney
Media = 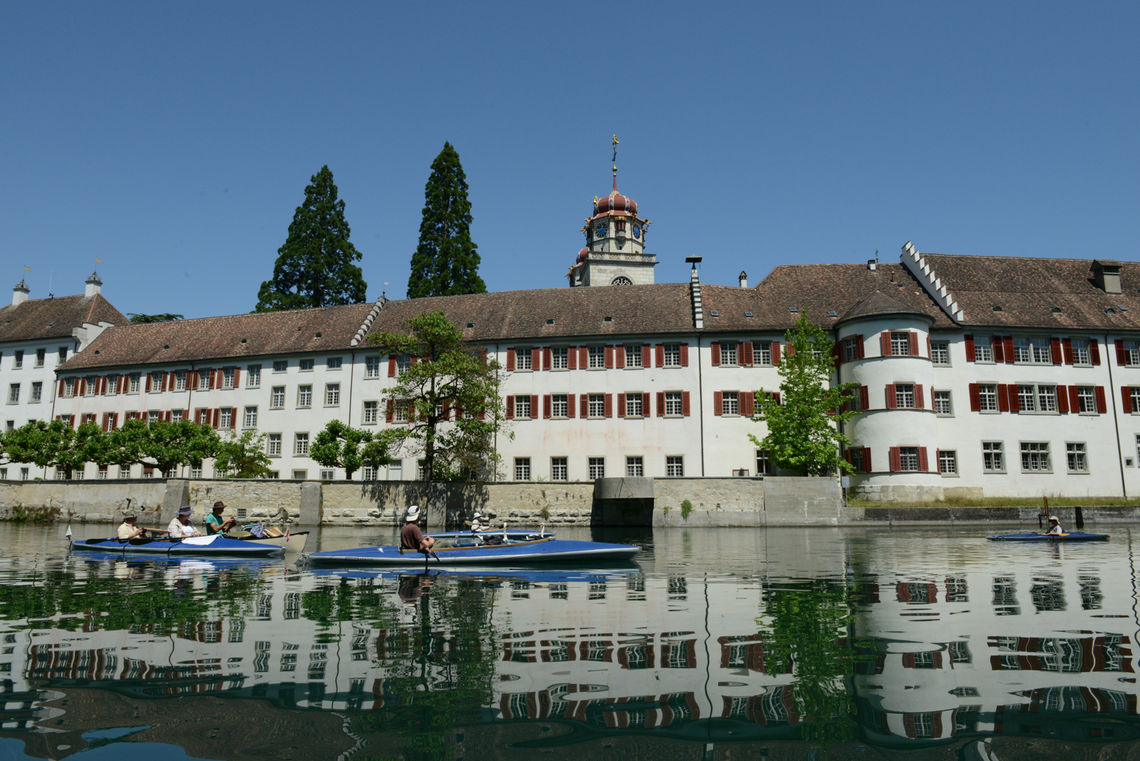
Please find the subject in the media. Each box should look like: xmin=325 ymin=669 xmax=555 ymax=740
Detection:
xmin=1093 ymin=260 xmax=1122 ymax=295
xmin=85 ymin=271 xmax=103 ymax=298
xmin=12 ymin=279 xmax=30 ymax=307
xmin=738 ymin=270 xmax=748 ymax=288
xmin=867 ymin=259 xmax=877 ymax=272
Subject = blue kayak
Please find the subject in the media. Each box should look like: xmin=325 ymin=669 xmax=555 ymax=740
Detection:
xmin=71 ymin=534 xmax=285 ymax=557
xmin=988 ymin=531 xmax=1109 ymax=542
xmin=305 ymin=537 xmax=639 ymax=567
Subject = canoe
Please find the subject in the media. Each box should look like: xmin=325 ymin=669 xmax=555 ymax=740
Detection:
xmin=305 ymin=537 xmax=639 ymax=567
xmin=224 ymin=530 xmax=309 ymax=553
xmin=309 ymin=564 xmax=640 ymax=583
xmin=71 ymin=534 xmax=285 ymax=557
xmin=987 ymin=531 xmax=1109 ymax=542
xmin=430 ymin=528 xmax=553 ymax=544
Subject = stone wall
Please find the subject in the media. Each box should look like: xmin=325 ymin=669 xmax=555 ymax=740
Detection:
xmin=0 ymin=480 xmax=167 ymax=524
xmin=653 ymin=476 xmax=841 ymax=526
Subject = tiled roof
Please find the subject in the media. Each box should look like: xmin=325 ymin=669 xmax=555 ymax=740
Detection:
xmin=0 ymin=293 xmax=127 ymax=343
xmin=920 ymin=254 xmax=1140 ymax=330
xmin=839 ymin=289 xmax=931 ymax=323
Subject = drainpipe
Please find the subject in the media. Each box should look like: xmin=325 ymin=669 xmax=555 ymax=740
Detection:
xmin=1105 ymin=333 xmax=1127 ymax=498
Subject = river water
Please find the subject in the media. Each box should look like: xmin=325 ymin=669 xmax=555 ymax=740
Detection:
xmin=1 ymin=522 xmax=1138 ymax=760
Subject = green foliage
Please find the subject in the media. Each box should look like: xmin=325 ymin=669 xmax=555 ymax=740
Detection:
xmin=101 ymin=418 xmax=150 ymax=470
xmin=1 ymin=420 xmax=105 ymax=477
xmin=680 ymin=498 xmax=693 ymax=520
xmin=750 ymin=313 xmax=860 ymax=476
xmin=407 ymin=143 xmax=485 ymax=298
xmin=214 ymin=429 xmax=273 ymax=478
xmin=127 ymin=313 xmax=184 ymax=323
xmin=139 ymin=420 xmax=221 ymax=476
xmin=4 ymin=503 xmax=61 ymax=523
xmin=371 ymin=311 xmax=503 ymax=482
xmin=311 ymin=420 xmax=388 ymax=480
xmin=256 ymin=165 xmax=367 ymax=312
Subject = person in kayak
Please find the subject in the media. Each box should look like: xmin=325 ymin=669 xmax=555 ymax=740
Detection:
xmin=205 ymin=500 xmax=238 ymax=535
xmin=167 ymin=505 xmax=202 ymax=539
xmin=116 ymin=514 xmax=145 ymax=541
xmin=1045 ymin=515 xmax=1064 ymax=535
xmin=400 ymin=505 xmax=435 ymax=554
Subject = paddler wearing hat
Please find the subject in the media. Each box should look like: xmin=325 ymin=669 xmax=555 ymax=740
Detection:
xmin=1044 ymin=515 xmax=1064 ymax=535
xmin=399 ymin=505 xmax=435 ymax=553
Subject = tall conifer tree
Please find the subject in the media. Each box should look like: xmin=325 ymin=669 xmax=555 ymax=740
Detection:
xmin=408 ymin=143 xmax=485 ymax=298
xmin=256 ymin=165 xmax=367 ymax=312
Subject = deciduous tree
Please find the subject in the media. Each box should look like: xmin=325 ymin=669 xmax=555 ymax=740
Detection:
xmin=256 ymin=165 xmax=367 ymax=311
xmin=139 ymin=420 xmax=220 ymax=477
xmin=311 ymin=420 xmax=388 ymax=480
xmin=214 ymin=429 xmax=273 ymax=478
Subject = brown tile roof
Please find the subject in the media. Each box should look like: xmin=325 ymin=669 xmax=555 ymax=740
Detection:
xmin=840 ymin=289 xmax=932 ymax=323
xmin=0 ymin=293 xmax=127 ymax=343
xmin=921 ymin=254 xmax=1140 ymax=330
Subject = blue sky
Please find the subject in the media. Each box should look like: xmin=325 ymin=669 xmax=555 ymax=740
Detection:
xmin=5 ymin=2 xmax=1138 ymax=319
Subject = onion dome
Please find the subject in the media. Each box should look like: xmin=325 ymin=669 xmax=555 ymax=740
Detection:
xmin=593 ymin=184 xmax=638 ymax=216
xmin=577 ymin=247 xmax=589 ymax=263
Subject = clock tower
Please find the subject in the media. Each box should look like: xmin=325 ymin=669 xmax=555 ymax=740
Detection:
xmin=568 ymin=136 xmax=657 ymax=287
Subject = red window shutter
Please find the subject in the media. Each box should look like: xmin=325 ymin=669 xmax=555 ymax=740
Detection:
xmin=530 ymin=395 xmax=538 ymax=416
xmin=1096 ymin=386 xmax=1107 ymax=413
xmin=991 ymin=337 xmax=1004 ymax=363
xmin=385 ymin=400 xmax=394 ymax=422
xmin=580 ymin=395 xmax=589 ymax=418
xmin=212 ymin=409 xmax=220 ymax=428
xmin=680 ymin=344 xmax=689 ymax=366
xmin=771 ymin=391 xmax=781 ymax=405
xmin=233 ymin=368 xmax=241 ymax=386
xmin=856 ymin=335 xmax=865 ymax=359
xmin=1062 ymin=338 xmax=1074 ymax=364
xmin=506 ymin=349 xmax=516 ymax=371
xmin=543 ymin=395 xmax=551 ymax=418
xmin=505 ymin=396 xmax=514 ymax=419
xmin=1123 ymin=387 xmax=1133 ymax=414
xmin=1068 ymin=386 xmax=1079 ymax=412
xmin=1118 ymin=340 xmax=1128 ymax=366
xmin=641 ymin=345 xmax=651 ymax=367
xmin=531 ymin=348 xmax=541 ymax=370
xmin=997 ymin=385 xmax=1010 ymax=412
xmin=542 ymin=347 xmax=551 ymax=370
xmin=1002 ymin=337 xmax=1015 ymax=363
xmin=641 ymin=392 xmax=649 ymax=414
xmin=604 ymin=394 xmax=613 ymax=417
xmin=57 ymin=379 xmax=65 ymax=395
xmin=1090 ymin=339 xmax=1101 ymax=365
xmin=908 ymin=332 xmax=919 ymax=356
xmin=617 ymin=393 xmax=626 ymax=416
xmin=741 ymin=341 xmax=753 ymax=366
xmin=1007 ymin=385 xmax=1020 ymax=412
xmin=915 ymin=384 xmax=925 ymax=409
xmin=885 ymin=384 xmax=897 ymax=409
xmin=772 ymin=342 xmax=781 ymax=365
xmin=604 ymin=346 xmax=613 ymax=369
xmin=1050 ymin=338 xmax=1062 ymax=364
xmin=567 ymin=393 xmax=576 ymax=418
xmin=215 ymin=370 xmax=223 ymax=388
xmin=711 ymin=342 xmax=721 ymax=366
xmin=714 ymin=391 xmax=723 ymax=415
xmin=863 ymin=447 xmax=872 ymax=472
xmin=615 ymin=346 xmax=625 ymax=369
xmin=388 ymin=356 xmax=397 ymax=377
xmin=880 ymin=332 xmax=891 ymax=357
xmin=965 ymin=335 xmax=976 ymax=361
xmin=926 ymin=335 xmax=932 ymax=359
xmin=580 ymin=347 xmax=589 ymax=368
xmin=657 ymin=391 xmax=665 ymax=416
xmin=786 ymin=345 xmax=796 ymax=357
xmin=568 ymin=346 xmax=578 ymax=370
xmin=832 ymin=341 xmax=842 ymax=365
xmin=918 ymin=447 xmax=929 ymax=472
xmin=187 ymin=371 xmax=197 ymax=389
xmin=682 ymin=391 xmax=691 ymax=415
xmin=889 ymin=446 xmax=901 ymax=472
xmin=655 ymin=344 xmax=664 ymax=367
xmin=184 ymin=408 xmax=190 ymax=420
xmin=860 ymin=386 xmax=869 ymax=410
xmin=969 ymin=383 xmax=981 ymax=411
xmin=741 ymin=392 xmax=754 ymax=416
xmin=78 ymin=378 xmax=85 ymax=395
xmin=145 ymin=374 xmax=151 ymax=392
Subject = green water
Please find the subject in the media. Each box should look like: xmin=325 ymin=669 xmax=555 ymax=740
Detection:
xmin=1 ymin=523 xmax=1138 ymax=759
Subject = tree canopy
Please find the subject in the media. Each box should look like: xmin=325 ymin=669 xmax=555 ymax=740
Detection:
xmin=256 ymin=165 xmax=367 ymax=312
xmin=214 ymin=429 xmax=273 ymax=479
xmin=407 ymin=143 xmax=485 ymax=298
xmin=311 ymin=420 xmax=389 ymax=480
xmin=371 ymin=311 xmax=503 ymax=481
xmin=750 ymin=312 xmax=860 ymax=476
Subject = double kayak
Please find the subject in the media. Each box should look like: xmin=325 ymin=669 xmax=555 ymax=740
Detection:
xmin=305 ymin=536 xmax=639 ymax=567
xmin=71 ymin=534 xmax=285 ymax=557
xmin=988 ymin=531 xmax=1109 ymax=542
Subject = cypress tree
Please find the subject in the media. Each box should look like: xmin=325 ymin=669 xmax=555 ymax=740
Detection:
xmin=256 ymin=165 xmax=367 ymax=312
xmin=408 ymin=142 xmax=485 ymax=298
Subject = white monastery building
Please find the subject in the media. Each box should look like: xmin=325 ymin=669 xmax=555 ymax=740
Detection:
xmin=5 ymin=166 xmax=1140 ymax=502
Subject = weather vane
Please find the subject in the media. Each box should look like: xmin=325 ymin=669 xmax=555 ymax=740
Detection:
xmin=611 ymin=134 xmax=619 ymax=173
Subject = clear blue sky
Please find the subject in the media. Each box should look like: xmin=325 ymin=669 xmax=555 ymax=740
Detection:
xmin=5 ymin=2 xmax=1138 ymax=319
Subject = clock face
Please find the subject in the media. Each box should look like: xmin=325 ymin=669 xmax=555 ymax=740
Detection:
xmin=595 ymin=223 xmax=607 ymax=238
xmin=633 ymin=224 xmax=642 ymax=238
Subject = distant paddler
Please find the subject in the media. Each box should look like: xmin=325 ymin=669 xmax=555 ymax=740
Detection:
xmin=399 ymin=505 xmax=438 ymax=560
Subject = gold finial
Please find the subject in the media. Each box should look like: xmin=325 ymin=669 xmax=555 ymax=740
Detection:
xmin=592 ymin=195 xmax=599 ymax=204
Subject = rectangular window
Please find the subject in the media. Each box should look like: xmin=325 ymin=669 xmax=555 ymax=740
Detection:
xmin=361 ymin=466 xmax=377 ymax=481
xmin=35 ymin=348 xmax=46 ymax=367
xmin=85 ymin=376 xmax=97 ymax=395
xmin=720 ymin=343 xmax=738 ymax=366
xmin=514 ymin=457 xmax=531 ymax=480
xmin=662 ymin=344 xmax=681 ymax=367
xmin=1017 ymin=384 xmax=1036 ymax=412
xmin=13 ymin=351 xmax=22 ymax=369
xmin=515 ymin=395 xmax=532 ymax=419
xmin=550 ymin=347 xmax=569 ymax=370
xmin=890 ymin=332 xmax=911 ymax=356
xmin=7 ymin=384 xmax=19 ymax=404
xmin=625 ymin=393 xmax=643 ymax=417
xmin=364 ymin=356 xmax=380 ymax=378
xmin=1124 ymin=341 xmax=1140 ymax=366
xmin=895 ymin=383 xmax=915 ymax=408
xmin=938 ymin=450 xmax=958 ymax=475
xmin=388 ymin=460 xmax=403 ymax=480
xmin=1077 ymin=386 xmax=1096 ymax=413
xmin=514 ymin=349 xmax=532 ymax=371
xmin=393 ymin=401 xmax=408 ymax=423
xmin=551 ymin=456 xmax=568 ymax=481
xmin=300 ymin=358 xmax=314 ymax=372
xmin=624 ymin=345 xmax=643 ymax=367
xmin=171 ymin=409 xmax=184 ymax=422
xmin=97 ymin=465 xmax=108 ymax=480
xmin=327 ymin=357 xmax=342 ymax=370
xmin=756 ymin=449 xmax=774 ymax=475
xmin=842 ymin=337 xmax=859 ymax=362
xmin=319 ymin=469 xmax=335 ymax=480
xmin=551 ymin=393 xmax=568 ymax=418
xmin=626 ymin=456 xmax=644 ymax=477
xmin=664 ymin=391 xmax=683 ymax=416
xmin=219 ymin=408 xmax=233 ymax=429
xmin=217 ymin=368 xmax=232 ymax=389
xmin=721 ymin=391 xmax=740 ymax=415
xmin=63 ymin=378 xmax=75 ymax=397
xmin=1036 ymin=384 xmax=1057 ymax=412
xmin=1014 ymin=337 xmax=1051 ymax=364
xmin=588 ymin=393 xmax=605 ymax=417
xmin=978 ymin=384 xmax=998 ymax=412
xmin=1071 ymin=339 xmax=1091 ymax=365
xmin=1066 ymin=442 xmax=1088 ymax=473
xmin=197 ymin=371 xmax=210 ymax=390
xmin=588 ymin=457 xmax=605 ymax=479
xmin=30 ymin=382 xmax=42 ymax=403
xmin=396 ymin=355 xmax=411 ymax=375
xmin=271 ymin=386 xmax=285 ymax=408
xmin=933 ymin=390 xmax=952 ymax=415
xmin=982 ymin=441 xmax=1005 ymax=473
xmin=588 ymin=346 xmax=605 ymax=369
xmin=666 ymin=455 xmax=684 ymax=477
xmin=106 ymin=375 xmax=118 ymax=395
xmin=756 ymin=343 xmax=773 ymax=365
xmin=59 ymin=347 xmax=68 ymax=362
xmin=974 ymin=341 xmax=994 ymax=363
xmin=150 ymin=371 xmax=163 ymax=391
xmin=1020 ymin=442 xmax=1051 ymax=472
xmin=362 ymin=400 xmax=378 ymax=424
xmin=297 ymin=385 xmax=312 ymax=408
xmin=294 ymin=432 xmax=310 ymax=456
xmin=247 ymin=364 xmax=261 ymax=387
xmin=128 ymin=374 xmax=140 ymax=394
xmin=292 ymin=469 xmax=308 ymax=480
xmin=148 ymin=410 xmax=161 ymax=424
xmin=898 ymin=446 xmax=919 ymax=471
xmin=273 ymin=360 xmax=288 ymax=373
xmin=325 ymin=383 xmax=340 ymax=406
xmin=244 ymin=406 xmax=258 ymax=428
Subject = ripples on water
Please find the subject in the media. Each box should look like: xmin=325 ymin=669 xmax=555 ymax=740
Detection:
xmin=0 ymin=523 xmax=1138 ymax=759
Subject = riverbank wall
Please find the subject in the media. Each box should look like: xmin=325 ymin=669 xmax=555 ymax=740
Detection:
xmin=2 ymin=478 xmax=1136 ymax=527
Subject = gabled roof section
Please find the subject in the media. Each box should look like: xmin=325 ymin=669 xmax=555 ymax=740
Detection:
xmin=0 ymin=293 xmax=127 ymax=343
xmin=917 ymin=253 xmax=1140 ymax=330
xmin=839 ymin=289 xmax=932 ymax=324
